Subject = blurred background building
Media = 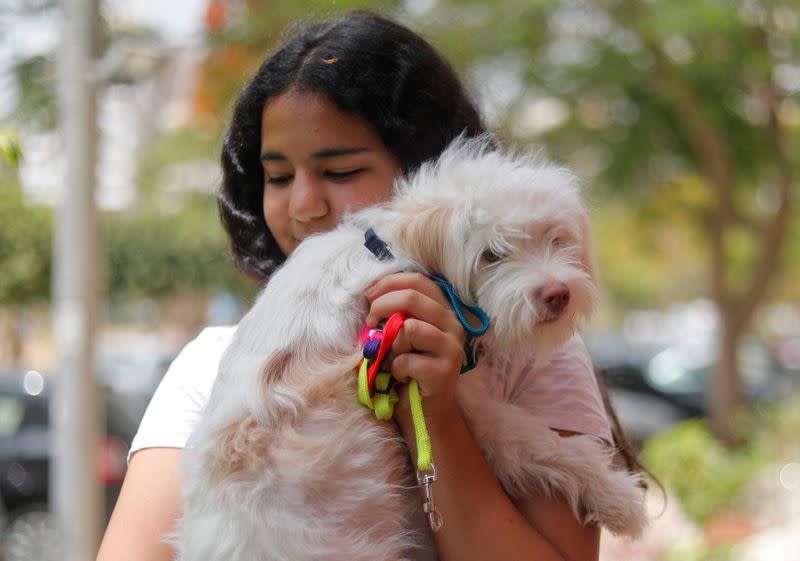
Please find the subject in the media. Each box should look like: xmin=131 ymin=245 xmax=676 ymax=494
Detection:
xmin=0 ymin=0 xmax=798 ymax=559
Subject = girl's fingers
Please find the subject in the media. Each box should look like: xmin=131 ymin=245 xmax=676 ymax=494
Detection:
xmin=399 ymin=317 xmax=461 ymax=355
xmin=384 ymin=319 xmax=463 ymax=383
xmin=366 ymin=272 xmax=451 ymax=310
xmin=382 ymin=318 xmax=461 ymax=363
xmin=365 ymin=288 xmax=463 ymax=337
xmin=363 ymin=272 xmax=466 ymax=404
xmin=390 ymin=352 xmax=457 ymax=399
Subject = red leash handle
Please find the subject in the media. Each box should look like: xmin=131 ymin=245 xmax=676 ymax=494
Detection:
xmin=366 ymin=312 xmax=408 ymax=395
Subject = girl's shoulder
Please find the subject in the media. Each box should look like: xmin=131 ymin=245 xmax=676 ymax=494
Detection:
xmin=180 ymin=326 xmax=238 ymax=362
xmin=164 ymin=326 xmax=238 ymax=394
xmin=479 ymin=333 xmax=614 ymax=445
xmin=128 ymin=326 xmax=237 ymax=458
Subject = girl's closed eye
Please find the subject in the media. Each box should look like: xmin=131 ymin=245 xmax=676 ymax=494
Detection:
xmin=265 ymin=168 xmax=366 ymax=186
xmin=326 ymin=168 xmax=366 ymax=182
xmin=265 ymin=174 xmax=293 ymax=186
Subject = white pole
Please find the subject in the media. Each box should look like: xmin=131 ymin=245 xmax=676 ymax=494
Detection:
xmin=52 ymin=0 xmax=103 ymax=559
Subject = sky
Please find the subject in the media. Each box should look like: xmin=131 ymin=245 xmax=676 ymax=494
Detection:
xmin=107 ymin=0 xmax=207 ymax=45
xmin=0 ymin=0 xmax=206 ymax=64
xmin=0 ymin=0 xmax=206 ymax=118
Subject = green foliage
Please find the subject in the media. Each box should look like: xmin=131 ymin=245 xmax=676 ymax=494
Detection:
xmin=4 ymin=0 xmax=799 ymax=315
xmin=109 ymin=123 xmax=257 ymax=302
xmin=417 ymin=0 xmax=800 ymax=312
xmin=0 ymin=175 xmax=255 ymax=306
xmin=661 ymin=541 xmax=737 ymax=561
xmin=0 ymin=178 xmax=52 ymax=306
xmin=642 ymin=419 xmax=766 ymax=524
xmin=135 ymin=126 xmax=220 ymax=207
xmin=12 ymin=54 xmax=57 ymax=128
xmin=742 ymin=393 xmax=800 ymax=457
xmin=104 ymin=207 xmax=255 ymax=302
xmin=0 ymin=130 xmax=23 ymax=168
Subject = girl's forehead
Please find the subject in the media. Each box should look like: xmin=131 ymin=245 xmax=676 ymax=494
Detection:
xmin=260 ymin=90 xmax=384 ymax=158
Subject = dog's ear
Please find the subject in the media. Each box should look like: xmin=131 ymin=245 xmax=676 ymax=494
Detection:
xmin=578 ymin=209 xmax=599 ymax=286
xmin=260 ymin=347 xmax=293 ymax=388
xmin=209 ymin=413 xmax=271 ymax=484
xmin=394 ymin=204 xmax=454 ymax=276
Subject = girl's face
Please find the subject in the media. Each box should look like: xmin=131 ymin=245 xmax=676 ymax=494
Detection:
xmin=260 ymin=90 xmax=402 ymax=256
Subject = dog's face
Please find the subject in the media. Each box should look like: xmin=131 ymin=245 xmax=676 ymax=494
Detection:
xmin=392 ymin=138 xmax=599 ymax=358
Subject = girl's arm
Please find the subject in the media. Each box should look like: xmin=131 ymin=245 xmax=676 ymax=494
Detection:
xmin=96 ymin=448 xmax=182 ymax=561
xmin=400 ymin=402 xmax=599 ymax=561
xmin=365 ymin=273 xmax=600 ymax=561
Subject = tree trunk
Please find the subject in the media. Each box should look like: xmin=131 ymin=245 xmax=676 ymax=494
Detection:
xmin=709 ymin=309 xmax=744 ymax=445
xmin=10 ymin=310 xmax=24 ymax=367
xmin=652 ymin=57 xmax=793 ymax=446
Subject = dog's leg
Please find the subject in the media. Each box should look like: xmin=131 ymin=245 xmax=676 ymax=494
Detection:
xmin=457 ymin=377 xmax=647 ymax=538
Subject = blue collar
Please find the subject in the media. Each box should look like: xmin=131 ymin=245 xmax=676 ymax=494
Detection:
xmin=364 ymin=227 xmax=394 ymax=262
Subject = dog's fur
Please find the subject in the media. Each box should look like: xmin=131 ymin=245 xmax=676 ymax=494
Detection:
xmin=175 ymin=137 xmax=647 ymax=560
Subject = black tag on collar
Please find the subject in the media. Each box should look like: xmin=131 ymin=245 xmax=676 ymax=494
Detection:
xmin=364 ymin=228 xmax=394 ymax=262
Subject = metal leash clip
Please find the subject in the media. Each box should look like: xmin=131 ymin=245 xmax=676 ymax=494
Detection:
xmin=417 ymin=463 xmax=444 ymax=532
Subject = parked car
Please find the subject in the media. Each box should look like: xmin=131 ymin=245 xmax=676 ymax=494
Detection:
xmin=586 ymin=333 xmax=792 ymax=444
xmin=586 ymin=335 xmax=693 ymax=444
xmin=0 ymin=370 xmax=140 ymax=560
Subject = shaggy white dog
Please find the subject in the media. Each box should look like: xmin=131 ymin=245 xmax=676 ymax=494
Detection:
xmin=175 ymin=136 xmax=647 ymax=561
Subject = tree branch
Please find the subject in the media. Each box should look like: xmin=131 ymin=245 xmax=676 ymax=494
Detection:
xmin=736 ymin=79 xmax=793 ymax=327
xmin=643 ymin=39 xmax=733 ymax=308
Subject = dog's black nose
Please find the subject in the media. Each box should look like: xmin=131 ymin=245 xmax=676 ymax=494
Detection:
xmin=538 ymin=283 xmax=571 ymax=318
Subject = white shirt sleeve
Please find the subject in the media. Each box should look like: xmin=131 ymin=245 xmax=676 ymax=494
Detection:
xmin=128 ymin=326 xmax=237 ymax=460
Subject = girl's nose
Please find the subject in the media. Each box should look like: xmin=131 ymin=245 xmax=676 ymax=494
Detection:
xmin=289 ymin=171 xmax=328 ymax=222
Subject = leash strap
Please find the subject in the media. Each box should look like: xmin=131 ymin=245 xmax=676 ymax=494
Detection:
xmin=358 ymin=313 xmax=432 ymax=470
xmin=359 ymin=227 xmax=492 ymax=532
xmin=407 ymin=377 xmax=433 ymax=474
xmin=426 ymin=274 xmax=488 ymax=374
xmin=428 ymin=274 xmax=490 ymax=337
xmin=357 ymin=312 xmax=442 ymax=531
xmin=366 ymin=312 xmax=407 ymax=395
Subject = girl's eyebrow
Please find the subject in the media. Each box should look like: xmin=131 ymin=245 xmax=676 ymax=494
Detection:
xmin=260 ymin=147 xmax=369 ymax=161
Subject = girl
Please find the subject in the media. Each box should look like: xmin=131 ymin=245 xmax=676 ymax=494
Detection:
xmin=97 ymin=11 xmax=643 ymax=561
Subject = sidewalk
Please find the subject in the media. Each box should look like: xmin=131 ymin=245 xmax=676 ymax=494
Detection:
xmin=600 ymin=489 xmax=700 ymax=561
xmin=600 ymin=462 xmax=800 ymax=561
xmin=737 ymin=462 xmax=800 ymax=561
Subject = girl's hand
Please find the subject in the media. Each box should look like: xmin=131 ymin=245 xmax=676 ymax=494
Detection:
xmin=364 ymin=272 xmax=466 ymax=418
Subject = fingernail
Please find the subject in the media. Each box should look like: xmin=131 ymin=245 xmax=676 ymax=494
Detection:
xmin=365 ymin=289 xmax=380 ymax=302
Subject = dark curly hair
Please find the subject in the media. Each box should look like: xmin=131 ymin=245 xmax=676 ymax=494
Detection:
xmin=218 ymin=10 xmax=488 ymax=284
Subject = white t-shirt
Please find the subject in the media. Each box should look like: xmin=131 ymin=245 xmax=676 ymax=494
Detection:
xmin=130 ymin=327 xmax=612 ymax=458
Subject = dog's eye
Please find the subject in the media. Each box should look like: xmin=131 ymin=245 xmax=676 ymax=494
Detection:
xmin=481 ymin=248 xmax=503 ymax=264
